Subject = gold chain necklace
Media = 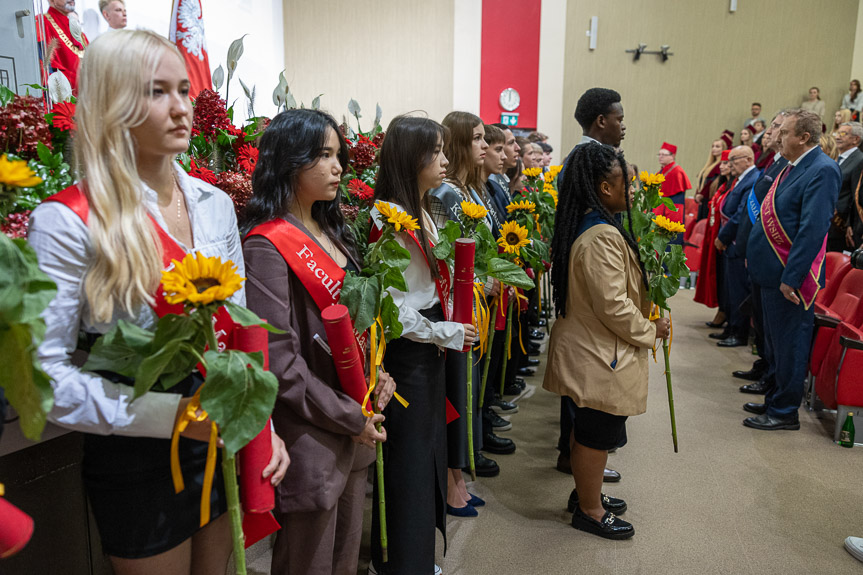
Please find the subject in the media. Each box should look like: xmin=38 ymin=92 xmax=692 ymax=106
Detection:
xmin=44 ymin=13 xmax=86 ymax=58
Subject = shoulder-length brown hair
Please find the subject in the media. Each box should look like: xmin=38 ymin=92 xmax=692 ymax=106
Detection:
xmin=442 ymin=111 xmax=483 ymax=193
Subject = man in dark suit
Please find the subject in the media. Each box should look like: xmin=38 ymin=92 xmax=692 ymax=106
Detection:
xmin=829 ymin=122 xmax=863 ymax=251
xmin=744 ymin=109 xmax=841 ymax=430
xmin=714 ymin=146 xmax=760 ymax=347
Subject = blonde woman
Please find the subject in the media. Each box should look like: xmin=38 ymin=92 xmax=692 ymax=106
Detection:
xmin=821 ymin=133 xmax=839 ymax=160
xmin=832 ymin=109 xmax=853 ymax=135
xmin=28 ymin=30 xmax=288 ymax=573
xmin=693 ymin=138 xmax=727 ymax=220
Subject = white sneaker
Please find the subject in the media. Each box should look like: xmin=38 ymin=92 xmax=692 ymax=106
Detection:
xmin=434 ymin=565 xmax=443 ymax=575
xmin=369 ymin=563 xmax=442 ymax=574
xmin=846 ymin=537 xmax=863 ymax=563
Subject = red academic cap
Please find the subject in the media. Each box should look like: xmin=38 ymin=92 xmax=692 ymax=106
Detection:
xmin=661 ymin=142 xmax=677 ymax=155
xmin=720 ymin=131 xmax=734 ymax=148
xmin=720 ymin=149 xmax=731 ymax=161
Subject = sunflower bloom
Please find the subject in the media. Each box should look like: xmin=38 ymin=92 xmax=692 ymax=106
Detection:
xmin=522 ymin=167 xmax=543 ymax=178
xmin=654 ymin=214 xmax=686 ymax=234
xmin=375 ymin=201 xmax=419 ymax=232
xmin=544 ymin=184 xmax=558 ymax=207
xmin=460 ymin=201 xmax=488 ymax=220
xmin=162 ymin=252 xmax=245 ymax=306
xmin=639 ymin=171 xmax=666 ymax=187
xmin=0 ymin=155 xmax=42 ymax=188
xmin=497 ymin=221 xmax=530 ymax=255
xmin=545 ymin=165 xmax=563 ymax=180
xmin=506 ymin=199 xmax=536 ymax=214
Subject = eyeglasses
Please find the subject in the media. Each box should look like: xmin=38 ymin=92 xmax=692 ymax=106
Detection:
xmin=728 ymin=156 xmax=746 ymax=162
xmin=657 ymin=152 xmax=672 ymax=157
xmin=837 ymin=131 xmax=852 ymax=137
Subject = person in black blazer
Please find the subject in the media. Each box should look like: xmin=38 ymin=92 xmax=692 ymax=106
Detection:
xmin=745 ymin=109 xmax=841 ymax=430
xmin=830 ymin=122 xmax=863 ymax=251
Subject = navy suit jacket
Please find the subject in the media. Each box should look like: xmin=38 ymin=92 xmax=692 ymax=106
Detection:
xmin=738 ymin=157 xmax=789 ymax=257
xmin=747 ymin=146 xmax=841 ymax=290
xmin=486 ymin=178 xmax=511 ymax=231
xmin=718 ymin=166 xmax=761 ymax=256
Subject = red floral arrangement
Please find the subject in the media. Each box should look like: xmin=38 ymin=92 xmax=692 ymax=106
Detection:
xmin=189 ymin=159 xmax=218 ymax=186
xmin=216 ymin=170 xmax=253 ymax=215
xmin=1 ymin=210 xmax=31 ymax=239
xmin=0 ymin=95 xmax=52 ymax=159
xmin=349 ymin=134 xmax=378 ymax=172
xmin=340 ymin=204 xmax=360 ymax=224
xmin=192 ymin=89 xmax=232 ymax=138
xmin=237 ymin=145 xmax=259 ymax=174
xmin=50 ymin=102 xmax=76 ymax=132
xmin=347 ymin=178 xmax=374 ymax=201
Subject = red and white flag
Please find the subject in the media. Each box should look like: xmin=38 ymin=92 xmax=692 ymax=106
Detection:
xmin=169 ymin=0 xmax=213 ymax=98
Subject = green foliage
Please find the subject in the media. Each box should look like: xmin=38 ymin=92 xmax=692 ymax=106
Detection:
xmin=487 ymin=258 xmax=535 ymax=289
xmin=0 ymin=235 xmax=57 ymax=440
xmin=2 ymin=146 xmax=73 ymax=213
xmin=0 ymin=85 xmax=14 ymax=107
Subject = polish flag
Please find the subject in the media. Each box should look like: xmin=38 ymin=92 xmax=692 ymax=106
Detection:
xmin=169 ymin=0 xmax=213 ymax=98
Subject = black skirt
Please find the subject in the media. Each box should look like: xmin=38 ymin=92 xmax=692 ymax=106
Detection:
xmin=445 ymin=348 xmax=483 ymax=469
xmin=371 ymin=304 xmax=447 ymax=574
xmin=564 ymin=398 xmax=628 ymax=452
xmin=82 ymin=373 xmax=226 ymax=559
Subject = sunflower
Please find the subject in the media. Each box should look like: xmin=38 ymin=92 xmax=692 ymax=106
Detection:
xmin=375 ymin=201 xmax=419 ymax=232
xmin=545 ymin=164 xmax=563 ymax=180
xmin=162 ymin=252 xmax=245 ymax=306
xmin=522 ymin=167 xmax=543 ymax=178
xmin=506 ymin=199 xmax=536 ymax=214
xmin=544 ymin=184 xmax=558 ymax=207
xmin=460 ymin=200 xmax=488 ymax=220
xmin=0 ymin=155 xmax=42 ymax=188
xmin=497 ymin=221 xmax=530 ymax=255
xmin=639 ymin=171 xmax=666 ymax=187
xmin=654 ymin=214 xmax=686 ymax=234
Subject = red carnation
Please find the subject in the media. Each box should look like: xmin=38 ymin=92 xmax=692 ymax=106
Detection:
xmin=189 ymin=159 xmax=218 ymax=186
xmin=215 ymin=170 xmax=253 ymax=216
xmin=192 ymin=89 xmax=232 ymax=139
xmin=2 ymin=210 xmax=31 ymax=239
xmin=340 ymin=204 xmax=360 ymax=223
xmin=237 ymin=145 xmax=259 ymax=174
xmin=51 ymin=102 xmax=76 ymax=132
xmin=372 ymin=132 xmax=385 ymax=148
xmin=347 ymin=178 xmax=374 ymax=201
xmin=349 ymin=137 xmax=378 ymax=172
xmin=0 ymin=95 xmax=52 ymax=159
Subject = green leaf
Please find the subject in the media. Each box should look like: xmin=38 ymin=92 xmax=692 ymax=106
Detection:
xmin=340 ymin=274 xmax=381 ymax=333
xmin=212 ymin=65 xmax=225 ymax=91
xmin=487 ymin=258 xmax=534 ymax=289
xmin=200 ymin=349 xmax=278 ymax=455
xmin=0 ymin=323 xmax=54 ymax=440
xmin=348 ymin=98 xmax=361 ymax=118
xmin=379 ymin=293 xmax=403 ymax=342
xmin=82 ymin=320 xmax=153 ymax=377
xmin=379 ymin=238 xmax=411 ymax=272
xmin=381 ymin=264 xmax=408 ymax=293
xmin=224 ymin=301 xmax=285 ymax=333
xmin=311 ymin=94 xmax=322 ymax=110
xmin=0 ymin=84 xmax=13 ymax=107
xmin=133 ymin=339 xmax=186 ymax=398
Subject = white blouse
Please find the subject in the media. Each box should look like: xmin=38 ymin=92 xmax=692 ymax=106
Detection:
xmin=370 ymin=201 xmax=464 ymax=350
xmin=28 ymin=165 xmax=244 ymax=438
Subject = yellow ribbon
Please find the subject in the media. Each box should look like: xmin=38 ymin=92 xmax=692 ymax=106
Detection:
xmin=0 ymin=482 xmax=4 ymax=497
xmin=473 ymin=281 xmax=490 ymax=359
xmin=514 ymin=290 xmax=529 ymax=356
xmin=170 ymin=390 xmax=219 ymax=527
xmin=362 ymin=316 xmax=409 ymax=417
xmin=649 ymin=304 xmax=673 ymax=361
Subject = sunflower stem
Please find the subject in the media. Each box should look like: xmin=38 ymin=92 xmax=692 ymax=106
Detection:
xmin=499 ymin=298 xmax=514 ymax=397
xmin=466 ymin=347 xmax=476 ymax=482
xmin=222 ymin=449 xmax=246 ymax=574
xmin=478 ymin=301 xmax=499 ymax=408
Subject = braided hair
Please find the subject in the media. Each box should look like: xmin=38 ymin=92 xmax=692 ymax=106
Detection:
xmin=550 ymin=142 xmax=647 ymax=318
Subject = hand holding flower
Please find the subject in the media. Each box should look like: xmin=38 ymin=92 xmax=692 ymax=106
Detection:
xmin=375 ymin=370 xmax=397 ymax=412
xmin=354 ymin=413 xmax=387 ymax=448
xmin=653 ymin=317 xmax=671 ymax=340
xmin=462 ymin=323 xmax=478 ymax=346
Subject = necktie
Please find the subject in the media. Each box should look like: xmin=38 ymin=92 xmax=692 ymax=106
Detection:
xmin=777 ymin=164 xmax=793 ymax=188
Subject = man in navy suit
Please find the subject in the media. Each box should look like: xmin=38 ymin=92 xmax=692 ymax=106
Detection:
xmin=714 ymin=146 xmax=760 ymax=347
xmin=744 ymin=109 xmax=841 ymax=430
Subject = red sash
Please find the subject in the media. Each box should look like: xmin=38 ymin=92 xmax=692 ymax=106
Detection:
xmin=759 ymin=166 xmax=826 ymax=309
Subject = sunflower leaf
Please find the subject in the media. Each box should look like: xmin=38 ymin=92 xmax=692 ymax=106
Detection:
xmin=379 ymin=293 xmax=403 ymax=342
xmin=487 ymin=258 xmax=534 ymax=289
xmin=224 ymin=301 xmax=285 ymax=333
xmin=340 ymin=273 xmax=381 ymax=333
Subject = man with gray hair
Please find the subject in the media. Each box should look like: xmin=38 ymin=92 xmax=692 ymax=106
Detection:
xmin=99 ymin=0 xmax=127 ymax=30
xmin=37 ymin=0 xmax=88 ymax=92
xmin=743 ymin=109 xmax=840 ymax=430
xmin=828 ymin=121 xmax=863 ymax=251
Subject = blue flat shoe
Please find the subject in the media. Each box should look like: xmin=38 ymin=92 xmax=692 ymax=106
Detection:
xmin=468 ymin=493 xmax=485 ymax=507
xmin=446 ymin=503 xmax=478 ymax=517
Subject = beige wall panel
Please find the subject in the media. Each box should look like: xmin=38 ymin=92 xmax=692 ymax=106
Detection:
xmin=561 ymin=0 xmax=858 ymax=183
xmin=282 ymin=0 xmax=454 ymax=130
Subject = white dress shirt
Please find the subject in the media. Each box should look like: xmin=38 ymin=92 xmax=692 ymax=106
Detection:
xmin=838 ymin=147 xmax=856 ymax=165
xmin=28 ymin=165 xmax=244 ymax=438
xmin=370 ymin=201 xmax=464 ymax=350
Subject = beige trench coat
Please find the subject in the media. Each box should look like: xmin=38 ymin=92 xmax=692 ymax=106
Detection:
xmin=543 ymin=224 xmax=656 ymax=416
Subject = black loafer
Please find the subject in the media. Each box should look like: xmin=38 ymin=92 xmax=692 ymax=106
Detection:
xmin=490 ymin=398 xmax=518 ymax=415
xmin=603 ymin=468 xmax=622 ymax=482
xmin=718 ymin=336 xmax=747 ymax=347
xmin=482 ymin=432 xmax=516 ymax=454
xmin=732 ymin=367 xmax=765 ymax=381
xmin=705 ymin=320 xmax=727 ymax=328
xmin=571 ymin=507 xmax=634 ymax=540
xmin=740 ymin=380 xmax=770 ymax=395
xmin=709 ymin=331 xmax=731 ymax=340
xmin=534 ymin=319 xmax=548 ymax=327
xmin=516 ymin=367 xmax=536 ymax=377
xmin=513 ymin=377 xmax=526 ymax=387
xmin=567 ymin=489 xmax=627 ymax=514
xmin=468 ymin=452 xmax=499 ymax=477
xmin=527 ymin=349 xmax=541 ymax=357
xmin=526 ymin=358 xmax=540 ymax=366
xmin=743 ymin=402 xmax=767 ymax=415
xmin=489 ymin=412 xmax=512 ymax=431
xmin=529 ymin=330 xmax=545 ymax=340
xmin=743 ymin=413 xmax=800 ymax=431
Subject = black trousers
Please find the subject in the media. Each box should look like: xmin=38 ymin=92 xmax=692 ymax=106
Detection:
xmin=726 ymin=255 xmax=751 ymax=339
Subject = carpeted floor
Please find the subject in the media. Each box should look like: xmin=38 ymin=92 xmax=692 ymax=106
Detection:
xmin=247 ymin=290 xmax=863 ymax=574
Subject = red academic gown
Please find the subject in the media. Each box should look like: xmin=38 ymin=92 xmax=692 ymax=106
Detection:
xmin=693 ymin=179 xmax=735 ymax=308
xmin=653 ymin=162 xmax=691 ymax=245
xmin=36 ymin=7 xmax=88 ymax=93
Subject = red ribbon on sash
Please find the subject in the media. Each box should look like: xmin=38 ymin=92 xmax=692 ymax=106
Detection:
xmin=759 ymin=166 xmax=826 ymax=309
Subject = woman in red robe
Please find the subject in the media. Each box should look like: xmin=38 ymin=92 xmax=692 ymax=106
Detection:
xmin=694 ymin=151 xmax=733 ymax=320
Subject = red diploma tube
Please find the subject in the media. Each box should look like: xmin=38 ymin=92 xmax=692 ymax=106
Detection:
xmin=453 ymin=238 xmax=476 ymax=352
xmin=0 ymin=497 xmax=34 ymax=558
xmin=321 ymin=305 xmax=370 ymax=409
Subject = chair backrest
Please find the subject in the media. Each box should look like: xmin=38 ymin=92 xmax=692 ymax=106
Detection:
xmin=689 ymin=218 xmax=707 ymax=244
xmin=825 ymin=268 xmax=863 ymax=324
xmin=817 ymin=255 xmax=853 ymax=308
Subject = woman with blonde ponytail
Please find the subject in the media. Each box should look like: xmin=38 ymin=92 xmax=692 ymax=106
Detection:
xmin=28 ymin=29 xmax=288 ymax=573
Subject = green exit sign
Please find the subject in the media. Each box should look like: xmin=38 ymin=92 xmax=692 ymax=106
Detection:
xmin=501 ymin=113 xmax=519 ymax=127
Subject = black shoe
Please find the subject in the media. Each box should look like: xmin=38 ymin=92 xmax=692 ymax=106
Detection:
xmin=528 ymin=341 xmax=541 ymax=352
xmin=743 ymin=413 xmax=800 ymax=431
xmin=740 ymin=380 xmax=770 ymax=394
xmin=489 ymin=412 xmax=512 ymax=431
xmin=526 ymin=358 xmax=540 ymax=366
xmin=567 ymin=489 xmax=627 ymax=514
xmin=503 ymin=382 xmax=523 ymax=396
xmin=732 ymin=367 xmax=765 ymax=381
xmin=517 ymin=367 xmax=536 ymax=377
xmin=482 ymin=432 xmax=516 ymax=454
xmin=603 ymin=468 xmax=621 ymax=483
xmin=513 ymin=377 xmax=526 ymax=388
xmin=533 ymin=319 xmax=548 ymax=327
xmin=717 ymin=336 xmax=747 ymax=347
xmin=469 ymin=452 xmax=500 ymax=477
xmin=490 ymin=397 xmax=519 ymax=415
xmin=540 ymin=310 xmax=549 ymax=319
xmin=570 ymin=507 xmax=634 ymax=540
xmin=743 ymin=402 xmax=767 ymax=415
xmin=556 ymin=452 xmax=570 ymax=474
xmin=705 ymin=320 xmax=727 ymax=328
xmin=527 ymin=348 xmax=541 ymax=357
xmin=709 ymin=330 xmax=731 ymax=340
xmin=529 ymin=330 xmax=545 ymax=341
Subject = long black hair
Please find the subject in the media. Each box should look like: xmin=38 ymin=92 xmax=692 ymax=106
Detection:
xmin=239 ymin=108 xmax=357 ymax=259
xmin=374 ymin=115 xmax=448 ymax=278
xmin=550 ymin=142 xmax=646 ymax=318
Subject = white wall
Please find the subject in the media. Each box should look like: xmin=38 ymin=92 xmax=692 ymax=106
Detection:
xmin=73 ymin=0 xmax=284 ymax=121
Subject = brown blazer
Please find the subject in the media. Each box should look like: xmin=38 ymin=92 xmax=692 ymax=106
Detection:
xmin=543 ymin=224 xmax=656 ymax=416
xmin=243 ymin=215 xmax=374 ymax=515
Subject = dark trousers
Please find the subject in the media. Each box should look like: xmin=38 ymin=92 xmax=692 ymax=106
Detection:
xmin=726 ymin=256 xmax=751 ymax=339
xmin=760 ymin=287 xmax=815 ymax=418
xmin=558 ymin=398 xmax=573 ymax=453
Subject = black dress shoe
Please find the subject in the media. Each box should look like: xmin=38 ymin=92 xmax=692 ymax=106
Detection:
xmin=527 ymin=349 xmax=541 ymax=357
xmin=743 ymin=413 xmax=800 ymax=431
xmin=490 ymin=397 xmax=518 ymax=415
xmin=528 ymin=341 xmax=541 ymax=352
xmin=732 ymin=367 xmax=765 ymax=381
xmin=533 ymin=319 xmax=548 ymax=327
xmin=503 ymin=382 xmax=523 ymax=396
xmin=717 ymin=336 xmax=747 ymax=347
xmin=740 ymin=380 xmax=770 ymax=394
xmin=743 ymin=402 xmax=767 ymax=415
xmin=468 ymin=452 xmax=499 ymax=477
xmin=529 ymin=330 xmax=545 ymax=341
xmin=526 ymin=358 xmax=540 ymax=366
xmin=709 ymin=331 xmax=731 ymax=340
xmin=513 ymin=377 xmax=526 ymax=387
xmin=570 ymin=507 xmax=634 ymax=540
xmin=603 ymin=468 xmax=621 ymax=482
xmin=489 ymin=412 xmax=512 ymax=431
xmin=482 ymin=432 xmax=516 ymax=454
xmin=568 ymin=489 xmax=627 ymax=514
xmin=517 ymin=367 xmax=536 ymax=377
xmin=705 ymin=320 xmax=727 ymax=328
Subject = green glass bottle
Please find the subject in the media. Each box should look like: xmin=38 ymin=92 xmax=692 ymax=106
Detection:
xmin=839 ymin=412 xmax=855 ymax=448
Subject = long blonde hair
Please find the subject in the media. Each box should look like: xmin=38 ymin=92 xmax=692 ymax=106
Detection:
xmin=75 ymin=30 xmax=182 ymax=323
xmin=696 ymin=139 xmax=725 ymax=183
xmin=832 ymin=109 xmax=853 ymax=134
xmin=820 ymin=134 xmax=838 ymax=160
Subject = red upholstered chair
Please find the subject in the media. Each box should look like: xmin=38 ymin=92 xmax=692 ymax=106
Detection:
xmin=808 ymin=269 xmax=863 ymax=387
xmin=682 ymin=198 xmax=698 ymax=241
xmin=815 ymin=253 xmax=852 ymax=312
xmin=813 ymin=320 xmax=863 ymax=442
xmin=683 ymin=218 xmax=706 ymax=274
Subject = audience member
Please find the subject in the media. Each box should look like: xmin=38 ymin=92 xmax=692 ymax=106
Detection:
xmin=538 ymin=141 xmax=553 ymax=167
xmin=694 ymin=138 xmax=727 ymax=221
xmin=694 ymin=150 xmax=733 ymax=323
xmin=801 ymin=87 xmax=826 ymax=122
xmin=828 ymin=121 xmax=863 ymax=251
xmin=99 ymin=0 xmax=126 ymax=30
xmin=745 ymin=102 xmax=763 ymax=129
xmin=841 ymin=80 xmax=863 ymax=119
xmin=527 ymin=131 xmax=548 ymax=143
xmin=832 ymin=109 xmax=853 ymax=135
xmin=739 ymin=125 xmax=762 ymax=162
xmin=820 ymin=133 xmax=839 ymax=160
xmin=653 ymin=142 xmax=691 ymax=245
